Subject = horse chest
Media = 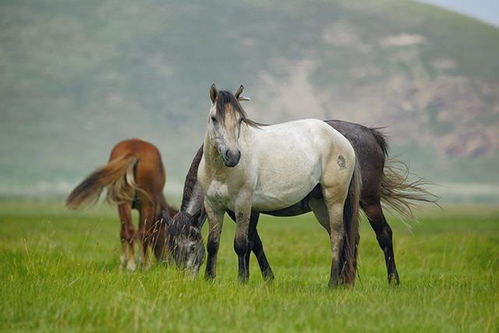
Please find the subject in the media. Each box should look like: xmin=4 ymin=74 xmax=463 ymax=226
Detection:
xmin=204 ymin=180 xmax=235 ymax=208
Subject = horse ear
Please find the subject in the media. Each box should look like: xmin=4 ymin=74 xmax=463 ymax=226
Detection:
xmin=210 ymin=83 xmax=217 ymax=104
xmin=235 ymin=85 xmax=251 ymax=102
xmin=162 ymin=210 xmax=173 ymax=227
xmin=235 ymin=85 xmax=244 ymax=98
xmin=192 ymin=209 xmax=207 ymax=229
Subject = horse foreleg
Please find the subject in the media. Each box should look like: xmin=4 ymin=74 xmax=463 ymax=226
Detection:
xmin=204 ymin=200 xmax=224 ymax=280
xmin=249 ymin=213 xmax=274 ymax=281
xmin=228 ymin=211 xmax=274 ymax=281
xmin=234 ymin=196 xmax=252 ymax=283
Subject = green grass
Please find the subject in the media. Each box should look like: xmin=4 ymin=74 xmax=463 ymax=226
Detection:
xmin=0 ymin=201 xmax=497 ymax=332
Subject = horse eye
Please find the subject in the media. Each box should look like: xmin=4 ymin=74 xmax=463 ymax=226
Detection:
xmin=211 ymin=116 xmax=217 ymax=123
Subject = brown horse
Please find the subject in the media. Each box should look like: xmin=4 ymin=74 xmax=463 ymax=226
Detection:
xmin=66 ymin=138 xmax=177 ymax=270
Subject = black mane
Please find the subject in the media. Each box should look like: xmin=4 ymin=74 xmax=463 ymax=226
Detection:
xmin=180 ymin=145 xmax=203 ymax=212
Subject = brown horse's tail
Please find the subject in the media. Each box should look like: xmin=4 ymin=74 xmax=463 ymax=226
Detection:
xmin=66 ymin=154 xmax=141 ymax=209
xmin=380 ymin=159 xmax=438 ymax=219
xmin=340 ymin=159 xmax=362 ymax=285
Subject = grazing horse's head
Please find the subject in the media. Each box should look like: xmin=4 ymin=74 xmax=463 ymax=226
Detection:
xmin=163 ymin=211 xmax=205 ymax=274
xmin=207 ymin=84 xmax=253 ymax=167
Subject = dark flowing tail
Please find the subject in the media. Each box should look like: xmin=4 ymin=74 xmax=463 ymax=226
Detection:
xmin=340 ymin=160 xmax=362 ymax=285
xmin=66 ymin=154 xmax=141 ymax=209
xmin=380 ymin=159 xmax=438 ymax=219
xmin=368 ymin=127 xmax=438 ymax=219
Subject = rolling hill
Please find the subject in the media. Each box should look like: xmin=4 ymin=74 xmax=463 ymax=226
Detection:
xmin=1 ymin=0 xmax=498 ymax=201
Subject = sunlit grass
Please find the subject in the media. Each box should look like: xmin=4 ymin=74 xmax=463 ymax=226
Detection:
xmin=0 ymin=201 xmax=497 ymax=332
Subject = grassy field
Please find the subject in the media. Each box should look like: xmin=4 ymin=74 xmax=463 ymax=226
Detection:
xmin=0 ymin=201 xmax=497 ymax=332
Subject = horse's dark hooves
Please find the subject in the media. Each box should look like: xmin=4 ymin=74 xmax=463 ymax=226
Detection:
xmin=238 ymin=276 xmax=249 ymax=284
xmin=328 ymin=279 xmax=355 ymax=289
xmin=204 ymin=273 xmax=216 ymax=281
xmin=388 ymin=274 xmax=400 ymax=286
xmin=263 ymin=272 xmax=275 ymax=282
xmin=328 ymin=279 xmax=340 ymax=289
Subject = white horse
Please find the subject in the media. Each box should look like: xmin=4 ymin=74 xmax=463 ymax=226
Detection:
xmin=197 ymin=84 xmax=361 ymax=287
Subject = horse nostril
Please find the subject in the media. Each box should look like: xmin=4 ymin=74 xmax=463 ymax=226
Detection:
xmin=225 ymin=150 xmax=231 ymax=160
xmin=235 ymin=150 xmax=241 ymax=161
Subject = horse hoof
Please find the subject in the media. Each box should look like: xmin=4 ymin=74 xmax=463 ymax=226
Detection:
xmin=388 ymin=275 xmax=400 ymax=286
xmin=127 ymin=261 xmax=137 ymax=271
xmin=263 ymin=270 xmax=275 ymax=282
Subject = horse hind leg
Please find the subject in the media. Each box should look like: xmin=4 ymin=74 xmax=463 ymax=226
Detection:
xmin=138 ymin=202 xmax=155 ymax=270
xmin=362 ymin=201 xmax=400 ymax=285
xmin=324 ymin=198 xmax=346 ymax=288
xmin=310 ymin=196 xmax=346 ymax=287
xmin=309 ymin=197 xmax=331 ymax=234
xmin=118 ymin=203 xmax=136 ymax=271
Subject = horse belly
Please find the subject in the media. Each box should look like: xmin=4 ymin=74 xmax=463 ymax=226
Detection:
xmin=252 ymin=163 xmax=321 ymax=211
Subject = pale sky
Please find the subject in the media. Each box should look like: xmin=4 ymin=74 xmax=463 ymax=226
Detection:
xmin=418 ymin=0 xmax=499 ymax=27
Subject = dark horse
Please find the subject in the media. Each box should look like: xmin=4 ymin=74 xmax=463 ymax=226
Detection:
xmin=164 ymin=90 xmax=435 ymax=285
xmin=166 ymin=86 xmax=435 ymax=284
xmin=66 ymin=138 xmax=177 ymax=270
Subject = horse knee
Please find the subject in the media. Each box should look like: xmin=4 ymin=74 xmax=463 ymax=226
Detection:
xmin=121 ymin=229 xmax=134 ymax=244
xmin=234 ymin=235 xmax=249 ymax=256
xmin=207 ymin=239 xmax=220 ymax=256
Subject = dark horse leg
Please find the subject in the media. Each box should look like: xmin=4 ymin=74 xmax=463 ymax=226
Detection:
xmin=361 ymin=201 xmax=400 ymax=285
xmin=228 ymin=211 xmax=274 ymax=281
xmin=248 ymin=212 xmax=274 ymax=281
xmin=138 ymin=201 xmax=156 ymax=269
xmin=118 ymin=202 xmax=136 ymax=271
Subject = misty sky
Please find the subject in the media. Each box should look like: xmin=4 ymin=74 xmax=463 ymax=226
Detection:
xmin=419 ymin=0 xmax=499 ymax=26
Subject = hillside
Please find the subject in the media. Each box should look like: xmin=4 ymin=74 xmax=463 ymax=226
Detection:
xmin=0 ymin=0 xmax=498 ymax=200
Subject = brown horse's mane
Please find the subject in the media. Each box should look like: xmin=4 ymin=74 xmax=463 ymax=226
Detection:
xmin=215 ymin=90 xmax=266 ymax=128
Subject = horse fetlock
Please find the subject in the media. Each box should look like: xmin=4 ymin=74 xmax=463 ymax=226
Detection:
xmin=205 ymin=268 xmax=216 ymax=280
xmin=238 ymin=272 xmax=249 ymax=284
xmin=126 ymin=258 xmax=137 ymax=271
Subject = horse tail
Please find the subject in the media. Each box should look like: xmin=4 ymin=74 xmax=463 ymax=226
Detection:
xmin=340 ymin=158 xmax=362 ymax=285
xmin=380 ymin=159 xmax=438 ymax=219
xmin=367 ymin=127 xmax=438 ymax=219
xmin=66 ymin=154 xmax=141 ymax=209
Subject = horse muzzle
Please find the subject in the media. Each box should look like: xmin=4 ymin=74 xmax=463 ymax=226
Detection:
xmin=221 ymin=148 xmax=241 ymax=167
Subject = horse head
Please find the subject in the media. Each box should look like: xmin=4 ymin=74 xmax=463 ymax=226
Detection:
xmin=207 ymin=84 xmax=253 ymax=167
xmin=163 ymin=210 xmax=205 ymax=275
